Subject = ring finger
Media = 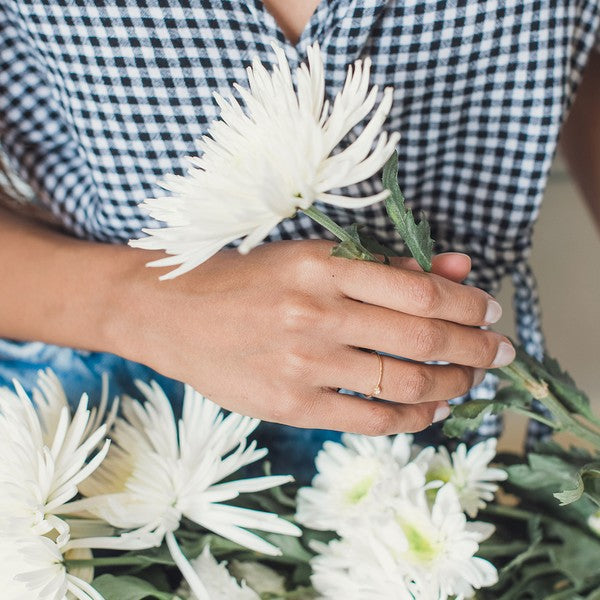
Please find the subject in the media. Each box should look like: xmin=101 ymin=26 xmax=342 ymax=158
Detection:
xmin=325 ymin=347 xmax=485 ymax=405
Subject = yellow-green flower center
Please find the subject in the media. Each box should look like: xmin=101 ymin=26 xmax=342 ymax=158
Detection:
xmin=397 ymin=518 xmax=441 ymax=564
xmin=345 ymin=474 xmax=374 ymax=505
xmin=425 ymin=466 xmax=453 ymax=502
xmin=426 ymin=466 xmax=452 ymax=485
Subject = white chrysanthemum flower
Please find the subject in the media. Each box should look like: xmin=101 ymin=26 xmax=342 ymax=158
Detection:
xmin=0 ymin=379 xmax=110 ymax=545
xmin=425 ymin=439 xmax=507 ymax=518
xmin=32 ymin=369 xmax=119 ymax=448
xmin=0 ymin=374 xmax=150 ymax=599
xmin=176 ymin=546 xmax=259 ymax=600
xmin=130 ymin=42 xmax=400 ymax=278
xmin=0 ymin=370 xmax=118 ymax=451
xmin=311 ymin=483 xmax=497 ymax=600
xmin=65 ymin=382 xmax=300 ymax=600
xmin=296 ymin=433 xmax=429 ymax=532
xmin=228 ymin=560 xmax=286 ymax=597
xmin=588 ymin=510 xmax=600 ymax=536
xmin=1 ymin=536 xmax=102 ymax=600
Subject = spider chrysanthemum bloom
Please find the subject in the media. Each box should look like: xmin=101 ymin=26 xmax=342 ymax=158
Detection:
xmin=1 ymin=538 xmax=102 ymax=600
xmin=130 ymin=43 xmax=400 ymax=278
xmin=65 ymin=382 xmax=301 ymax=600
xmin=0 ymin=373 xmax=131 ymax=600
xmin=311 ymin=483 xmax=498 ymax=600
xmin=175 ymin=546 xmax=260 ymax=600
xmin=295 ymin=433 xmax=432 ymax=533
xmin=0 ymin=377 xmax=111 ymax=545
xmin=425 ymin=439 xmax=507 ymax=518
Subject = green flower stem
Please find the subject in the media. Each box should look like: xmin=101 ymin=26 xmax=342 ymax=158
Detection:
xmin=544 ymin=585 xmax=585 ymax=600
xmin=499 ymin=363 xmax=600 ymax=449
xmin=509 ymin=407 xmax=559 ymax=430
xmin=497 ymin=564 xmax=564 ymax=600
xmin=481 ymin=504 xmax=549 ymax=523
xmin=482 ymin=504 xmax=599 ymax=542
xmin=535 ymin=389 xmax=600 ymax=448
xmin=477 ymin=541 xmax=531 ymax=558
xmin=302 ymin=205 xmax=380 ymax=262
xmin=64 ymin=556 xmax=157 ymax=569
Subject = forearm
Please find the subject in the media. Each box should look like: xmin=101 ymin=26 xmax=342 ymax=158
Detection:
xmin=560 ymin=50 xmax=600 ymax=231
xmin=0 ymin=206 xmax=153 ymax=356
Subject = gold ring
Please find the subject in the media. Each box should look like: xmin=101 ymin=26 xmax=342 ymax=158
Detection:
xmin=368 ymin=351 xmax=383 ymax=398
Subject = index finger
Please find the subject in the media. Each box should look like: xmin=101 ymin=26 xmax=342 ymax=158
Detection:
xmin=330 ymin=257 xmax=501 ymax=327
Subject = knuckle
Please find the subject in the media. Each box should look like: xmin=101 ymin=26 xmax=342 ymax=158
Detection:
xmin=413 ymin=322 xmax=444 ymax=358
xmin=478 ymin=333 xmax=499 ymax=367
xmin=278 ymin=293 xmax=322 ymax=333
xmin=405 ymin=365 xmax=434 ymax=401
xmin=290 ymin=250 xmax=328 ymax=285
xmin=280 ymin=345 xmax=313 ymax=380
xmin=457 ymin=367 xmax=476 ymax=396
xmin=409 ymin=277 xmax=441 ymax=313
xmin=404 ymin=406 xmax=436 ymax=433
xmin=269 ymin=392 xmax=300 ymax=423
xmin=452 ymin=366 xmax=474 ymax=400
xmin=364 ymin=405 xmax=396 ymax=436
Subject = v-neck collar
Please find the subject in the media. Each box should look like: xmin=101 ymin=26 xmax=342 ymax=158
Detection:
xmin=248 ymin=0 xmax=341 ymax=60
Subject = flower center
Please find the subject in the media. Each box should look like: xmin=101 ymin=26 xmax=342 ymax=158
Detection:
xmin=344 ymin=474 xmax=374 ymax=505
xmin=426 ymin=466 xmax=452 ymax=485
xmin=425 ymin=465 xmax=453 ymax=502
xmin=397 ymin=518 xmax=441 ymax=564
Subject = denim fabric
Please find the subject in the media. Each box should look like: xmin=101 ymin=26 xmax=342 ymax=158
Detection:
xmin=0 ymin=339 xmax=340 ymax=485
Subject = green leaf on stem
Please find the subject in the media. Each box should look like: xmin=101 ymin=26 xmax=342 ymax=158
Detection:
xmin=382 ymin=151 xmax=434 ymax=272
xmin=554 ymin=462 xmax=600 ymax=507
xmin=330 ymin=225 xmax=378 ymax=261
xmin=92 ymin=574 xmax=178 ymax=600
xmin=443 ymin=388 xmax=530 ymax=438
xmin=352 ymin=225 xmax=401 ymax=263
xmin=547 ymin=519 xmax=600 ymax=585
xmin=541 ymin=356 xmax=596 ymax=422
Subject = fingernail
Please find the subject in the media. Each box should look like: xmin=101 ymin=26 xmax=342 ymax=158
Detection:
xmin=443 ymin=252 xmax=470 ymax=259
xmin=484 ymin=299 xmax=503 ymax=324
xmin=433 ymin=403 xmax=451 ymax=423
xmin=473 ymin=368 xmax=486 ymax=386
xmin=492 ymin=342 xmax=516 ymax=367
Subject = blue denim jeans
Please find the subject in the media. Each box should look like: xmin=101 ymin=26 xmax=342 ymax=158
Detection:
xmin=0 ymin=339 xmax=341 ymax=485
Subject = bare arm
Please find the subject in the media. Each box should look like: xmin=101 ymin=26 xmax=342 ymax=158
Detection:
xmin=0 ymin=206 xmax=137 ymax=352
xmin=560 ymin=50 xmax=600 ymax=232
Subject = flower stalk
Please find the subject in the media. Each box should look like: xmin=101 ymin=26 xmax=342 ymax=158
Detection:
xmin=302 ymin=205 xmax=380 ymax=262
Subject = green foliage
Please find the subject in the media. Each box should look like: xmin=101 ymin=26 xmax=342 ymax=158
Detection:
xmin=92 ymin=575 xmax=178 ymax=600
xmin=443 ymin=388 xmax=530 ymax=438
xmin=329 ymin=223 xmax=401 ymax=264
xmin=541 ymin=356 xmax=596 ymax=421
xmin=495 ymin=346 xmax=597 ymax=423
xmin=554 ymin=462 xmax=600 ymax=507
xmin=382 ymin=151 xmax=434 ymax=272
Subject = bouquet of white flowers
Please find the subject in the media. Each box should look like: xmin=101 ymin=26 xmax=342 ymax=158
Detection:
xmin=0 ymin=369 xmax=506 ymax=600
xmin=2 ymin=363 xmax=598 ymax=599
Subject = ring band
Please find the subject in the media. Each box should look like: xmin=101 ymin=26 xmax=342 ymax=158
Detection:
xmin=368 ymin=351 xmax=383 ymax=398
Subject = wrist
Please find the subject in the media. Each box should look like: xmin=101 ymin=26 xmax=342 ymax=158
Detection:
xmin=101 ymin=245 xmax=165 ymax=366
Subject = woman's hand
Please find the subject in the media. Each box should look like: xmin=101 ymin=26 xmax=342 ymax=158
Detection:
xmin=115 ymin=239 xmax=514 ymax=435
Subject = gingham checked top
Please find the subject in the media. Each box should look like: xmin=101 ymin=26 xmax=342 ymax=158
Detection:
xmin=1 ymin=1 xmax=599 ymax=441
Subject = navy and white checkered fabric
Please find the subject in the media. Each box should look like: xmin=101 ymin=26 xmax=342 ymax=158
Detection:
xmin=1 ymin=1 xmax=599 ymax=444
